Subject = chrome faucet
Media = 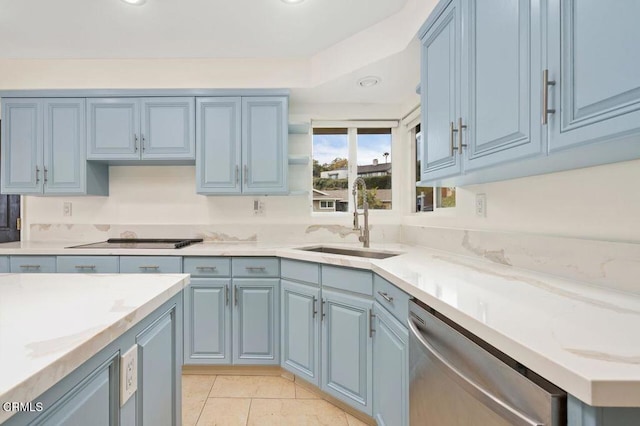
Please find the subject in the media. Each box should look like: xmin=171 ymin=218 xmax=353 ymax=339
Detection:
xmin=352 ymin=177 xmax=370 ymax=248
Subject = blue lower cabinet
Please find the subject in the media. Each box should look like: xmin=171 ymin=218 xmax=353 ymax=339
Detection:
xmin=321 ymin=288 xmax=373 ymax=415
xmin=10 ymin=256 xmax=56 ymax=273
xmin=56 ymin=256 xmax=119 ymax=273
xmin=183 ymin=278 xmax=231 ymax=364
xmin=35 ymin=358 xmax=116 ymax=426
xmin=373 ymin=302 xmax=409 ymax=426
xmin=281 ymin=279 xmax=320 ymax=386
xmin=0 ymin=256 xmax=9 ymax=273
xmin=119 ymin=256 xmax=182 ymax=274
xmin=232 ymin=278 xmax=280 ymax=364
xmin=136 ymin=308 xmax=180 ymax=426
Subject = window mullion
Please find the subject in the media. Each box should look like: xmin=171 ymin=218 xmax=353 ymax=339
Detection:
xmin=347 ymin=127 xmax=358 ymax=213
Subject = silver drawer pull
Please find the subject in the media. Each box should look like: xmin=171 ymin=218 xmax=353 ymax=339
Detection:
xmin=20 ymin=264 xmax=41 ymax=269
xmin=245 ymin=266 xmax=266 ymax=271
xmin=377 ymin=291 xmax=394 ymax=303
xmin=139 ymin=265 xmax=160 ymax=270
xmin=196 ymin=266 xmax=217 ymax=271
xmin=75 ymin=265 xmax=96 ymax=270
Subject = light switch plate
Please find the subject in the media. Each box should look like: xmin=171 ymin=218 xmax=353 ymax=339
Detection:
xmin=63 ymin=202 xmax=72 ymax=217
xmin=120 ymin=345 xmax=138 ymax=406
xmin=475 ymin=193 xmax=487 ymax=217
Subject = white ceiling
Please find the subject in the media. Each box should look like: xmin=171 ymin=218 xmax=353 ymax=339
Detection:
xmin=0 ymin=0 xmax=436 ymax=106
xmin=0 ymin=0 xmax=407 ymax=59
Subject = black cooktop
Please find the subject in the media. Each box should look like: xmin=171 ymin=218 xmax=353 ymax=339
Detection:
xmin=67 ymin=238 xmax=203 ymax=249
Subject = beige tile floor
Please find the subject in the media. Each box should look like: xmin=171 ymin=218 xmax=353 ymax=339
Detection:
xmin=182 ymin=374 xmax=370 ymax=426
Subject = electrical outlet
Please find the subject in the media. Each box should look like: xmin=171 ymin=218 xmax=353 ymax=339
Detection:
xmin=63 ymin=202 xmax=72 ymax=217
xmin=253 ymin=199 xmax=266 ymax=216
xmin=475 ymin=193 xmax=487 ymax=217
xmin=120 ymin=345 xmax=138 ymax=406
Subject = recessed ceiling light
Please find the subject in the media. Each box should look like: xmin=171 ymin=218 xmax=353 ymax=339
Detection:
xmin=281 ymin=0 xmax=305 ymax=4
xmin=121 ymin=0 xmax=146 ymax=5
xmin=358 ymin=76 xmax=381 ymax=88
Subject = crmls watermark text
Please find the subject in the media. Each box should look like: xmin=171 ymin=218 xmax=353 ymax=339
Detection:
xmin=2 ymin=401 xmax=44 ymax=412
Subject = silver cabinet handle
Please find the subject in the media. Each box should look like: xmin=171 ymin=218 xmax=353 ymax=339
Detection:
xmin=458 ymin=117 xmax=467 ymax=155
xmin=450 ymin=122 xmax=458 ymax=156
xmin=235 ymin=165 xmax=240 ymax=184
xmin=195 ymin=266 xmax=217 ymax=271
xmin=20 ymin=264 xmax=41 ymax=269
xmin=134 ymin=134 xmax=139 ymax=152
xmin=377 ymin=291 xmax=394 ymax=303
xmin=225 ymin=285 xmax=229 ymax=306
xmin=234 ymin=286 xmax=238 ymax=306
xmin=312 ymin=296 xmax=317 ymax=318
xmin=321 ymin=299 xmax=326 ymax=321
xmin=141 ymin=134 xmax=146 ymax=151
xmin=369 ymin=309 xmax=375 ymax=338
xmin=35 ymin=166 xmax=40 ymax=183
xmin=542 ymin=69 xmax=556 ymax=125
xmin=43 ymin=167 xmax=48 ymax=183
xmin=139 ymin=265 xmax=159 ymax=270
xmin=407 ymin=319 xmax=542 ymax=426
xmin=243 ymin=165 xmax=248 ymax=182
xmin=75 ymin=265 xmax=96 ymax=270
xmin=245 ymin=266 xmax=266 ymax=272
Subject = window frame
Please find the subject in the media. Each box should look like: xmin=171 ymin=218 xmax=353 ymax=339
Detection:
xmin=311 ymin=120 xmax=398 ymax=217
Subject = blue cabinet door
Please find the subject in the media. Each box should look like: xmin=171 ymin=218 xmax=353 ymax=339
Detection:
xmin=373 ymin=303 xmax=409 ymax=426
xmin=183 ymin=278 xmax=231 ymax=364
xmin=463 ymin=0 xmax=544 ymax=171
xmin=1 ymin=99 xmax=42 ymax=194
xmin=232 ymin=278 xmax=280 ymax=364
xmin=281 ymin=279 xmax=320 ymax=386
xmin=140 ymin=97 xmax=195 ymax=160
xmin=196 ymin=97 xmax=242 ymax=194
xmin=321 ymin=288 xmax=373 ymax=415
xmin=548 ymin=0 xmax=640 ymax=152
xmin=241 ymin=97 xmax=288 ymax=194
xmin=86 ymin=98 xmax=140 ymax=160
xmin=43 ymin=99 xmax=86 ymax=194
xmin=420 ymin=0 xmax=462 ymax=181
xmin=137 ymin=310 xmax=177 ymax=426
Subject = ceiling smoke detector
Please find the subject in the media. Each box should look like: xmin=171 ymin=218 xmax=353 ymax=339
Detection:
xmin=358 ymin=76 xmax=381 ymax=88
xmin=281 ymin=0 xmax=306 ymax=4
xmin=121 ymin=0 xmax=147 ymax=5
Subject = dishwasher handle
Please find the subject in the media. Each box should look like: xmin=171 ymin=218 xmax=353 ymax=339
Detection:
xmin=408 ymin=318 xmax=544 ymax=426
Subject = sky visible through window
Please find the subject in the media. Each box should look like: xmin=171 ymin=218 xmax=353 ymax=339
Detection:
xmin=313 ymin=134 xmax=392 ymax=166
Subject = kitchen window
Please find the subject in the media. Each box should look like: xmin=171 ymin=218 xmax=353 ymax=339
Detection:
xmin=415 ymin=125 xmax=456 ymax=212
xmin=312 ymin=123 xmax=395 ymax=214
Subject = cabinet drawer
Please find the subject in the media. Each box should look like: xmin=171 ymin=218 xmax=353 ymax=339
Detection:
xmin=57 ymin=256 xmax=119 ymax=273
xmin=0 ymin=256 xmax=9 ymax=273
xmin=281 ymin=259 xmax=319 ymax=285
xmin=119 ymin=256 xmax=182 ymax=273
xmin=232 ymin=257 xmax=279 ymax=277
xmin=10 ymin=256 xmax=57 ymax=273
xmin=374 ymin=274 xmax=409 ymax=323
xmin=321 ymin=265 xmax=373 ymax=296
xmin=183 ymin=257 xmax=231 ymax=277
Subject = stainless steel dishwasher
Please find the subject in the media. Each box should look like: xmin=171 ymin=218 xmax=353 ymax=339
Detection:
xmin=408 ymin=299 xmax=566 ymax=426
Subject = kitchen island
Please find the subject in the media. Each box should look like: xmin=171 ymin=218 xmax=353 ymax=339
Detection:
xmin=0 ymin=273 xmax=189 ymax=425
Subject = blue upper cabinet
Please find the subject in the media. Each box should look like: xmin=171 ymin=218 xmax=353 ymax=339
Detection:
xmin=197 ymin=96 xmax=288 ymax=195
xmin=196 ymin=97 xmax=242 ymax=194
xmin=1 ymin=99 xmax=42 ymax=194
xmin=44 ymin=99 xmax=86 ymax=194
xmin=420 ymin=0 xmax=462 ymax=181
xmin=242 ymin=97 xmax=288 ymax=194
xmin=140 ymin=97 xmax=195 ymax=160
xmin=547 ymin=0 xmax=640 ymax=152
xmin=463 ymin=0 xmax=543 ymax=171
xmin=1 ymin=98 xmax=108 ymax=195
xmin=87 ymin=97 xmax=195 ymax=161
xmin=87 ymin=98 xmax=140 ymax=160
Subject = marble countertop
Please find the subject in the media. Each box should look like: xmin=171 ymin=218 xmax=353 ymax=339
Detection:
xmin=1 ymin=240 xmax=639 ymax=406
xmin=0 ymin=273 xmax=190 ymax=423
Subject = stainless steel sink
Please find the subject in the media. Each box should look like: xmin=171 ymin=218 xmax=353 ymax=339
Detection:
xmin=297 ymin=246 xmax=400 ymax=259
